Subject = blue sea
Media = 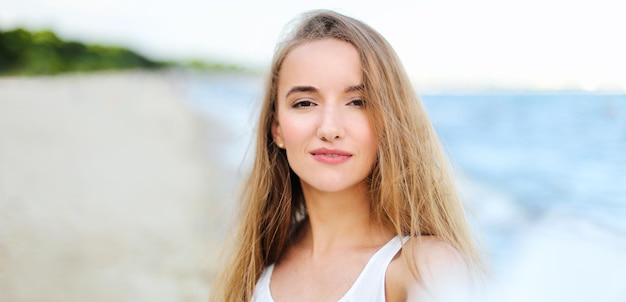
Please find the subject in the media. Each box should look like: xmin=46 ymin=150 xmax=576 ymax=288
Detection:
xmin=181 ymin=73 xmax=626 ymax=301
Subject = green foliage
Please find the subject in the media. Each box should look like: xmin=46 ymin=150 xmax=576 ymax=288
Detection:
xmin=183 ymin=59 xmax=245 ymax=72
xmin=0 ymin=28 xmax=163 ymax=75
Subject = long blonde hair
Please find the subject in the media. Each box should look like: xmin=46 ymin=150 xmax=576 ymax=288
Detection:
xmin=211 ymin=9 xmax=484 ymax=301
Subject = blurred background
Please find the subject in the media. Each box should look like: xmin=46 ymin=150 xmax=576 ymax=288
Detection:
xmin=1 ymin=0 xmax=625 ymax=301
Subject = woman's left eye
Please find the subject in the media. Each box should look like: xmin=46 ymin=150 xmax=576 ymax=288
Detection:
xmin=349 ymin=99 xmax=365 ymax=107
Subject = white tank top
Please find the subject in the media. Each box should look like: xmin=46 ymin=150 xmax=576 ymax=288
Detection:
xmin=251 ymin=236 xmax=407 ymax=302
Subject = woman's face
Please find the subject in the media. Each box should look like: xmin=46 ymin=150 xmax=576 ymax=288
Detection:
xmin=272 ymin=39 xmax=378 ymax=195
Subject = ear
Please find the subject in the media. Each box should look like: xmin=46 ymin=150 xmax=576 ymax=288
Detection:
xmin=271 ymin=117 xmax=284 ymax=147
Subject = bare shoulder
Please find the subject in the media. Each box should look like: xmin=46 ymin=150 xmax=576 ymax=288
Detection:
xmin=386 ymin=236 xmax=470 ymax=302
xmin=406 ymin=236 xmax=466 ymax=272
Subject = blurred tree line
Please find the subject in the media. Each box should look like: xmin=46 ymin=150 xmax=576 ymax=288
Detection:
xmin=0 ymin=28 xmax=243 ymax=76
xmin=0 ymin=28 xmax=165 ymax=75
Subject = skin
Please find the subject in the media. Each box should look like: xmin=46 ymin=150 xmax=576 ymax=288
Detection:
xmin=270 ymin=39 xmax=467 ymax=302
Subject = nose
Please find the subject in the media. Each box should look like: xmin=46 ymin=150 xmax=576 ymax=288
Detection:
xmin=316 ymin=106 xmax=345 ymax=142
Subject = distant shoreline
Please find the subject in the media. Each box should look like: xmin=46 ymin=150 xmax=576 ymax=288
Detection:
xmin=0 ymin=27 xmax=247 ymax=76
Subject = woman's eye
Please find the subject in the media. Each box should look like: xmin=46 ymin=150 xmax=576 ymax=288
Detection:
xmin=293 ymin=100 xmax=315 ymax=108
xmin=349 ymin=99 xmax=365 ymax=107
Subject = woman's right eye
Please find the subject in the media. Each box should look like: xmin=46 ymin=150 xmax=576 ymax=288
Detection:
xmin=292 ymin=100 xmax=316 ymax=108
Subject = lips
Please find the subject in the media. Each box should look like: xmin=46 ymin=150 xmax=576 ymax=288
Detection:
xmin=310 ymin=148 xmax=352 ymax=164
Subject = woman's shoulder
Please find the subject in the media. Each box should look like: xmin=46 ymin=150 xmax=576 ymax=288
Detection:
xmin=386 ymin=236 xmax=470 ymax=301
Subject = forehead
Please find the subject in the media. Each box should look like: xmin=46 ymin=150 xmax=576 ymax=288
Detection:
xmin=278 ymin=39 xmax=362 ymax=97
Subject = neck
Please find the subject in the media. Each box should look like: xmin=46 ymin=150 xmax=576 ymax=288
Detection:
xmin=298 ymin=181 xmax=393 ymax=255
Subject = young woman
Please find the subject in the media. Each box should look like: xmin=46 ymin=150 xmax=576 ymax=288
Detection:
xmin=211 ymin=9 xmax=485 ymax=302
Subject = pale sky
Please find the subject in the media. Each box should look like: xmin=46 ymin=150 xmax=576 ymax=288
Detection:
xmin=2 ymin=0 xmax=625 ymax=91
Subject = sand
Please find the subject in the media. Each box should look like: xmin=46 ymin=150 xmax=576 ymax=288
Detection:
xmin=0 ymin=71 xmax=228 ymax=301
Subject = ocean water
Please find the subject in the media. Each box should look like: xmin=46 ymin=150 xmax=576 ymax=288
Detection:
xmin=182 ymin=73 xmax=626 ymax=301
xmin=421 ymin=95 xmax=626 ymax=301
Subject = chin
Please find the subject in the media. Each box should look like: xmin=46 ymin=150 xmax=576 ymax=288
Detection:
xmin=301 ymin=178 xmax=367 ymax=194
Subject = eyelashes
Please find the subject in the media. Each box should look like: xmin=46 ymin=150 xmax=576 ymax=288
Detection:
xmin=290 ymin=99 xmax=365 ymax=108
xmin=292 ymin=100 xmax=316 ymax=108
xmin=349 ymin=99 xmax=364 ymax=107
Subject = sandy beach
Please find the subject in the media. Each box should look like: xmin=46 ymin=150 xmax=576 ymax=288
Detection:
xmin=0 ymin=71 xmax=229 ymax=301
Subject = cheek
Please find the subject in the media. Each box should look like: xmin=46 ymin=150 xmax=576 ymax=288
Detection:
xmin=363 ymin=134 xmax=379 ymax=164
xmin=279 ymin=116 xmax=311 ymax=145
xmin=356 ymin=117 xmax=378 ymax=149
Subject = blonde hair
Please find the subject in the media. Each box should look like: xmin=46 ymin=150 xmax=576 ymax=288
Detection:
xmin=211 ymin=10 xmax=484 ymax=302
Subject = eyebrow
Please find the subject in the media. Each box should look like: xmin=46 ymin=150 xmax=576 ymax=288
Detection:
xmin=285 ymin=86 xmax=318 ymax=98
xmin=284 ymin=84 xmax=364 ymax=98
xmin=345 ymin=84 xmax=364 ymax=93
